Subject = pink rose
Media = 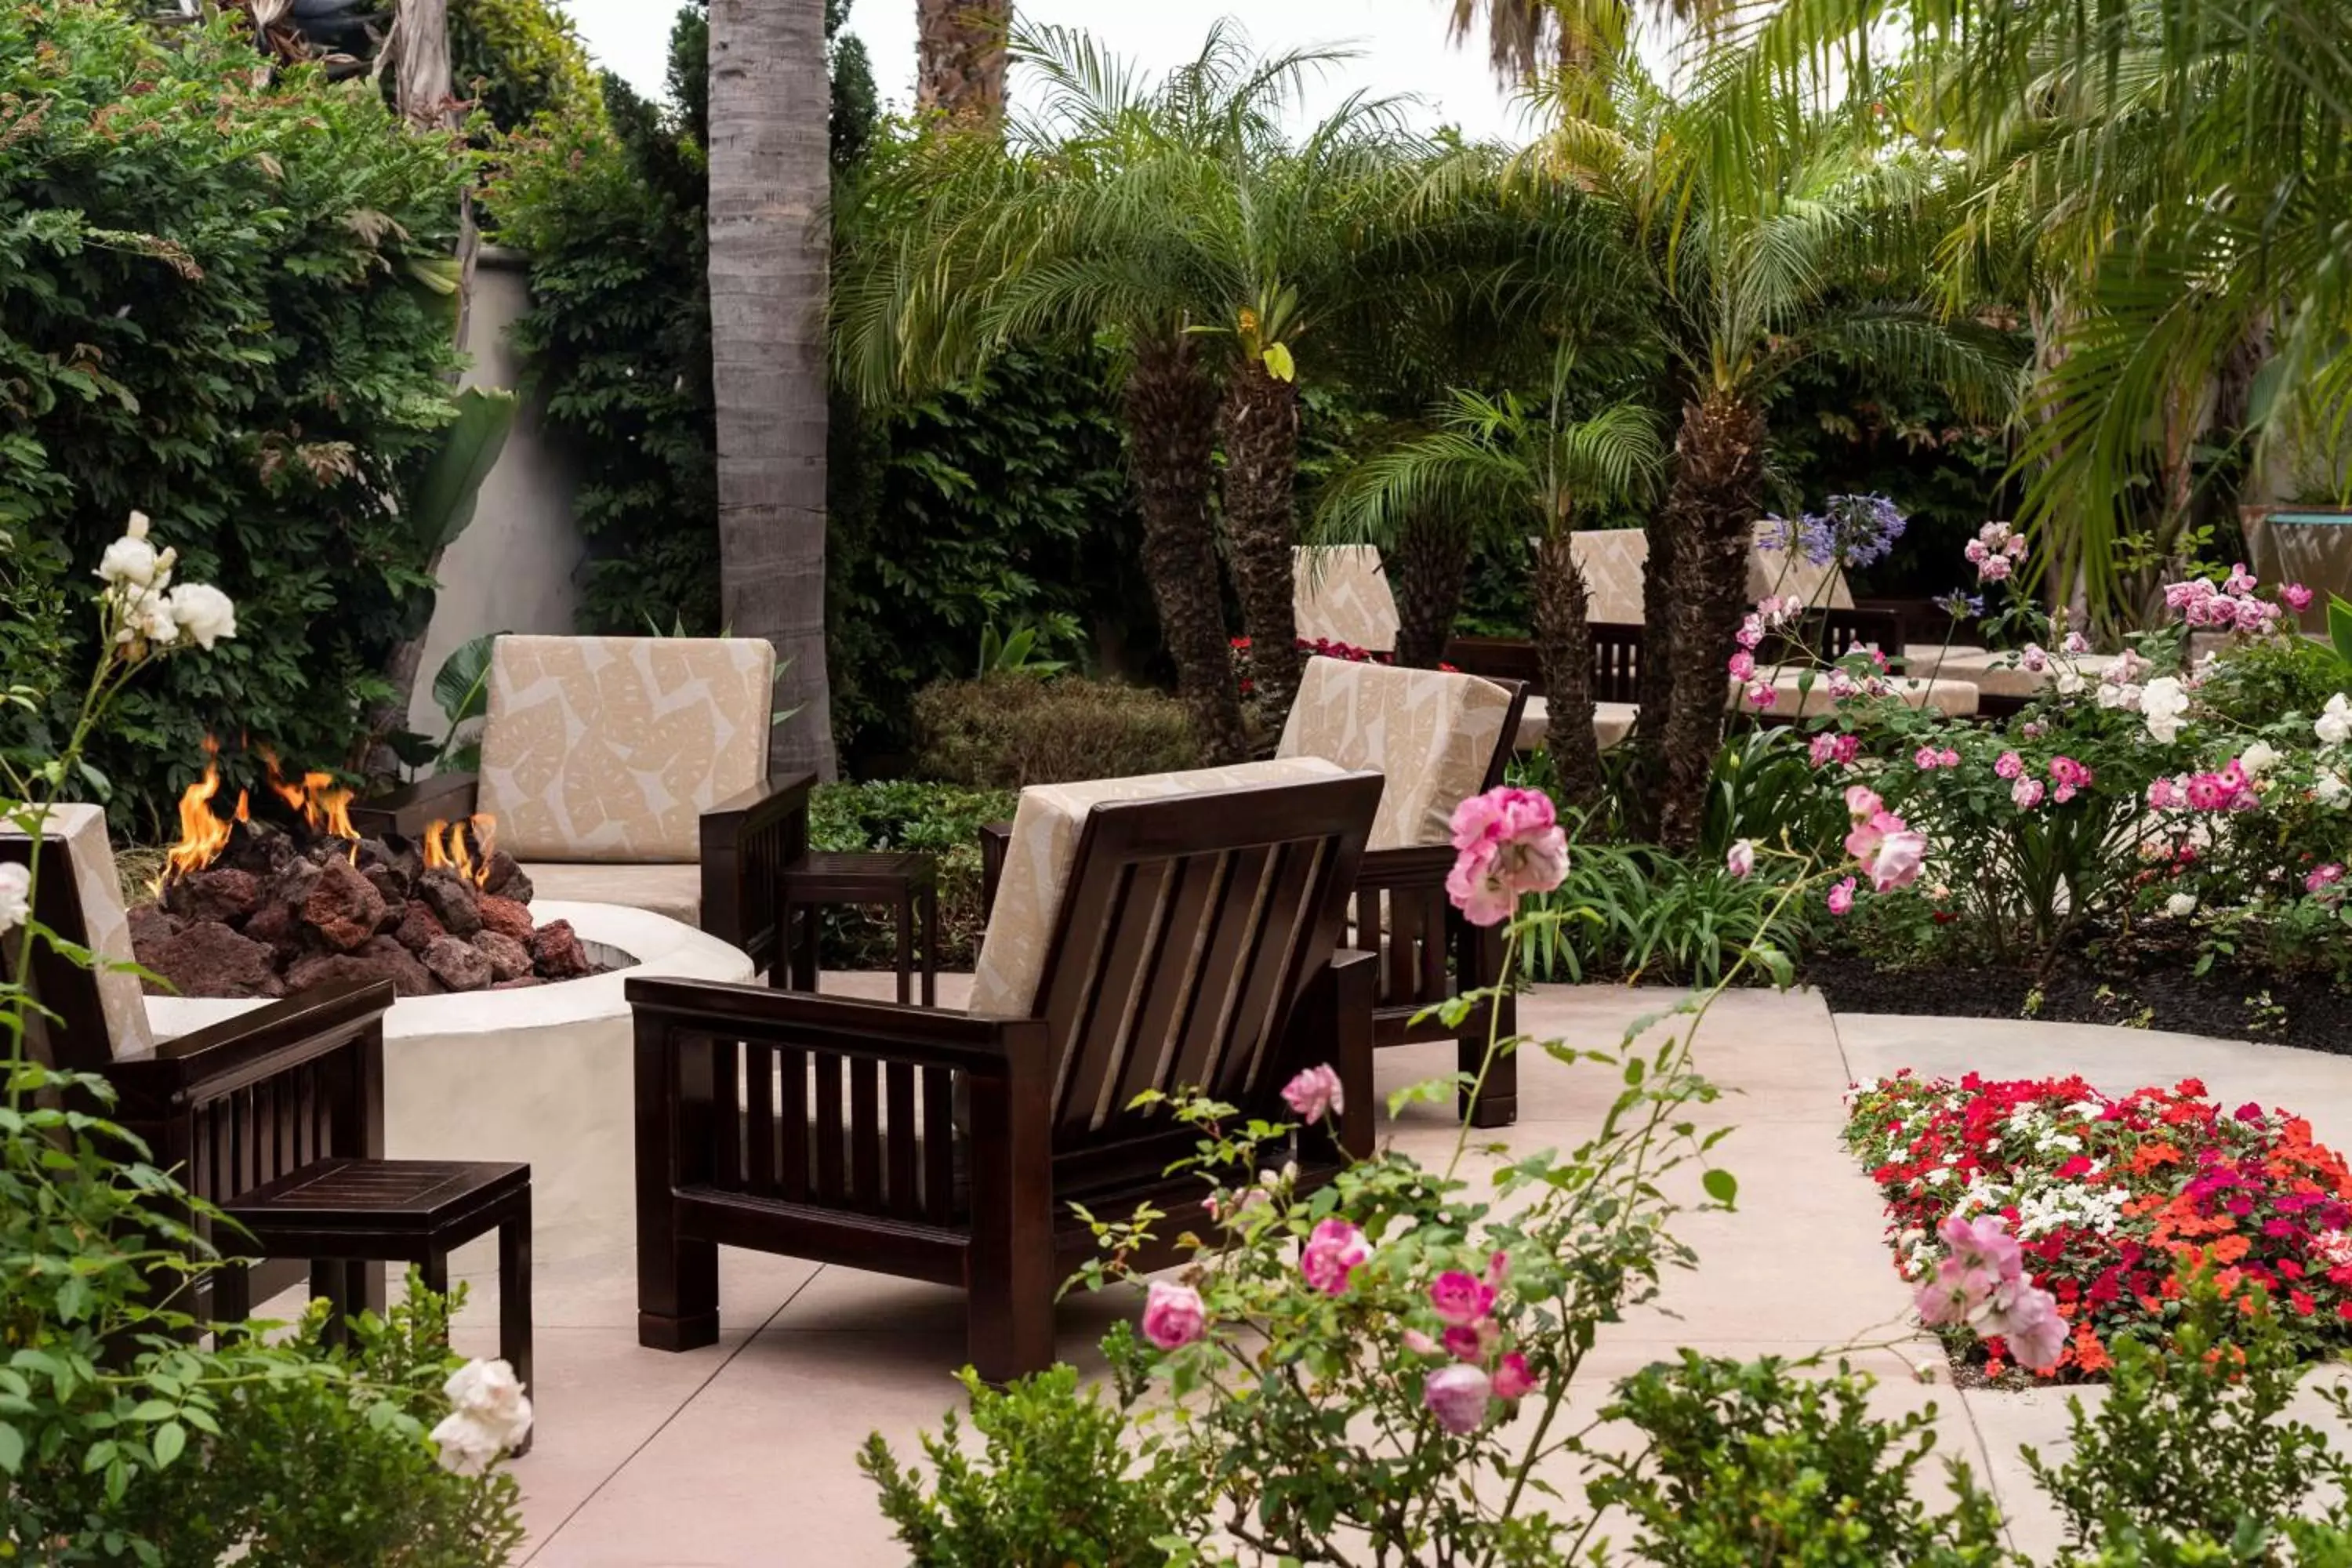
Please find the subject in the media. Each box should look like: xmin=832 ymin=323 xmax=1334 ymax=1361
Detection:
xmin=2050 ymin=756 xmax=2093 ymax=790
xmin=1403 ymin=1328 xmax=1442 ymax=1356
xmin=2308 ymin=864 xmax=2345 ymax=895
xmin=2012 ymin=778 xmax=2045 ymax=810
xmin=1869 ymin=825 xmax=1928 ymax=893
xmin=1844 ymin=785 xmax=1884 ymax=819
xmin=1440 ymin=1323 xmax=1491 ymax=1362
xmin=1301 ymin=1218 xmax=1370 ymax=1296
xmin=2000 ymin=1293 xmax=2068 ymax=1372
xmin=1827 ymin=877 xmax=1856 ymax=916
xmin=1422 ymin=1363 xmax=1493 ymax=1434
xmin=1446 ymin=787 xmax=1569 ymax=927
xmin=1835 ymin=735 xmax=1860 ymax=765
xmin=1913 ymin=745 xmax=1940 ymax=771
xmin=2147 ymin=777 xmax=2180 ymax=809
xmin=1141 ymin=1279 xmax=1206 ymax=1349
xmin=1726 ymin=840 xmax=1755 ymax=879
xmin=1994 ymin=750 xmax=2023 ymax=780
xmin=1808 ymin=733 xmax=1842 ymax=768
xmin=1281 ymin=1062 xmax=1344 ymax=1124
xmin=1491 ymin=1351 xmax=1537 ymax=1402
xmin=1446 ymin=842 xmax=1515 ymax=928
xmin=1727 ymin=649 xmax=1755 ymax=681
xmin=1938 ymin=748 xmax=1960 ymax=768
xmin=1746 ymin=677 xmax=1777 ymax=710
xmin=2284 ymin=583 xmax=2314 ymax=612
xmin=1428 ymin=1270 xmax=1496 ymax=1327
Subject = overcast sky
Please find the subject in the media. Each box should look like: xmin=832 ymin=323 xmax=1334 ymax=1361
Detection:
xmin=553 ymin=0 xmax=1554 ymax=142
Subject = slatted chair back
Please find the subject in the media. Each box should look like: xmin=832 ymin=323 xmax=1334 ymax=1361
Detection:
xmin=1029 ymin=771 xmax=1382 ymax=1174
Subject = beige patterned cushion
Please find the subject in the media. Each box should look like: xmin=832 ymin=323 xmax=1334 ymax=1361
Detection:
xmin=1514 ymin=696 xmax=1637 ymax=752
xmin=1737 ymin=670 xmax=1982 ymax=718
xmin=520 ymin=862 xmax=703 ymax=927
xmin=477 ymin=636 xmax=775 ymax=863
xmin=969 ymin=757 xmax=1352 ymax=1020
xmin=1569 ymin=529 xmax=1650 ymax=624
xmin=0 ymin=805 xmax=152 ymax=1062
xmin=1292 ymin=546 xmax=1400 ymax=653
xmin=1275 ymin=658 xmax=1513 ymax=851
xmin=1747 ymin=522 xmax=1856 ymax=609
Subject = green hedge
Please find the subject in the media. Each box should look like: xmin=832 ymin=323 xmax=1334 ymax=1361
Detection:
xmin=0 ymin=0 xmax=466 ymax=833
xmin=808 ymin=780 xmax=1018 ymax=971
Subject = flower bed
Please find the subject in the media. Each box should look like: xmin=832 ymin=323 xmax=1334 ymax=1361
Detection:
xmin=1846 ymin=1070 xmax=2352 ymax=1380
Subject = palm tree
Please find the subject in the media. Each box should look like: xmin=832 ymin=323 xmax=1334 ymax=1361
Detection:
xmin=918 ymin=0 xmax=1011 ymax=124
xmin=1445 ymin=0 xmax=1628 ymax=79
xmin=837 ymin=24 xmax=1427 ymax=751
xmin=710 ymin=0 xmax=837 ymax=777
xmin=1319 ymin=376 xmax=1664 ymax=809
xmin=1512 ymin=57 xmax=2014 ymax=845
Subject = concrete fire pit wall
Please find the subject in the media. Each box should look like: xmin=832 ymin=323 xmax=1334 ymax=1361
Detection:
xmin=143 ymin=902 xmax=753 ymax=1261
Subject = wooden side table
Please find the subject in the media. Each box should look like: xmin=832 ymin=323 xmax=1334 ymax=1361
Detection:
xmin=778 ymin=851 xmax=939 ymax=1004
xmin=212 ymin=1158 xmax=534 ymax=1453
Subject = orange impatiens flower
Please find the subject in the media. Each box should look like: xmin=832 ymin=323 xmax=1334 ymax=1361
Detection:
xmin=2210 ymin=1234 xmax=2252 ymax=1265
xmin=2071 ymin=1323 xmax=2113 ymax=1375
xmin=2132 ymin=1142 xmax=2183 ymax=1174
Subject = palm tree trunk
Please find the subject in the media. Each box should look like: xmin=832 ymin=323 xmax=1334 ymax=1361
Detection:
xmin=1220 ymin=359 xmax=1303 ymax=713
xmin=710 ymin=0 xmax=837 ymax=779
xmin=1127 ymin=339 xmax=1249 ymax=764
xmin=1656 ymin=390 xmax=1766 ymax=851
xmin=1626 ymin=500 xmax=1678 ymax=833
xmin=1392 ymin=514 xmax=1468 ymax=669
xmin=1532 ymin=533 xmax=1605 ymax=812
xmin=916 ymin=0 xmax=1010 ymax=125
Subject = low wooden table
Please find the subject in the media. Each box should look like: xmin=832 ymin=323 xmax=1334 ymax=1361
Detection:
xmin=212 ymin=1158 xmax=533 ymax=1450
xmin=779 ymin=851 xmax=939 ymax=1005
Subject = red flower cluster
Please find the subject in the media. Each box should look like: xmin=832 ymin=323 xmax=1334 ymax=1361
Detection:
xmin=1845 ymin=1071 xmax=2352 ymax=1378
xmin=1229 ymin=637 xmax=1454 ymax=696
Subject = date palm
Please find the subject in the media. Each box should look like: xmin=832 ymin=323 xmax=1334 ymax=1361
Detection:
xmin=1319 ymin=377 xmax=1664 ymax=810
xmin=918 ymin=0 xmax=1010 ymax=125
xmin=837 ymin=24 xmax=1428 ymax=749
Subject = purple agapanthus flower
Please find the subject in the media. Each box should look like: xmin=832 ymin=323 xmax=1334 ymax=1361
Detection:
xmin=1763 ymin=494 xmax=1909 ymax=570
xmin=1933 ymin=588 xmax=1984 ymax=619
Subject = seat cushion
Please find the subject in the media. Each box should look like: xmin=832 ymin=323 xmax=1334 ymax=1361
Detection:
xmin=970 ymin=757 xmax=1350 ymax=1021
xmin=1900 ymin=643 xmax=1989 ymax=677
xmin=1928 ymin=649 xmax=2118 ymax=701
xmin=1292 ymin=545 xmax=1400 ymax=653
xmin=1747 ymin=521 xmax=1856 ymax=610
xmin=519 ymin=861 xmax=703 ymax=927
xmin=1276 ymin=657 xmax=1515 ymax=851
xmin=1733 ymin=670 xmax=1982 ymax=718
xmin=478 ymin=636 xmax=775 ymax=863
xmin=1512 ymin=695 xmax=1637 ymax=752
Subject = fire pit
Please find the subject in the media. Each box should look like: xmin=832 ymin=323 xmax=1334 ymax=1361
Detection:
xmin=130 ymin=742 xmax=597 ymax=998
xmin=146 ymin=899 xmax=754 ymax=1261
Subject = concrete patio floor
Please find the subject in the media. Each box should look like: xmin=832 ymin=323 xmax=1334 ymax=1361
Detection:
xmin=388 ymin=977 xmax=2352 ymax=1565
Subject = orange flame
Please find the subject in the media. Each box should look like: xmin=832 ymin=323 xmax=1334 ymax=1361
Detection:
xmin=421 ymin=813 xmax=495 ymax=888
xmin=161 ymin=739 xmax=234 ymax=886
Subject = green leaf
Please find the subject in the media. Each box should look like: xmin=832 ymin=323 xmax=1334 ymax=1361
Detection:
xmin=408 ymin=388 xmax=519 ymax=555
xmin=152 ymin=1421 xmax=186 ymax=1468
xmin=430 ymin=632 xmax=499 ymax=732
xmin=1262 ymin=342 xmax=1297 ymax=383
xmin=2332 ymin=594 xmax=2352 ymax=670
xmin=0 ymin=1423 xmax=19 ymax=1474
xmin=1702 ymin=1168 xmax=1739 ymax=1206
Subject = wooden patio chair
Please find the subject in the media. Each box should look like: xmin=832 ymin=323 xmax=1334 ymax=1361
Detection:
xmin=630 ymin=759 xmax=1385 ymax=1382
xmin=2 ymin=806 xmax=394 ymax=1319
xmin=354 ymin=635 xmax=811 ymax=977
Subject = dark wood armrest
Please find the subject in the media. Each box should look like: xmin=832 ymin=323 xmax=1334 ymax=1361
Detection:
xmin=350 ymin=773 xmax=479 ymax=840
xmin=978 ymin=820 xmax=1012 ymax=916
xmin=628 ymin=974 xmax=1045 ymax=1075
xmin=112 ymin=979 xmax=391 ymax=1111
xmin=699 ymin=771 xmax=815 ymax=970
xmin=1443 ymin=635 xmax=1541 ymax=685
xmin=1353 ymin=843 xmax=1458 ymax=893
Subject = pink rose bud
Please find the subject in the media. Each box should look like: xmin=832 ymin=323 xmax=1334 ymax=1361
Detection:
xmin=1281 ymin=1062 xmax=1344 ymax=1124
xmin=1140 ymin=1279 xmax=1206 ymax=1349
xmin=1492 ymin=1351 xmax=1538 ymax=1402
xmin=1422 ymin=1363 xmax=1493 ymax=1434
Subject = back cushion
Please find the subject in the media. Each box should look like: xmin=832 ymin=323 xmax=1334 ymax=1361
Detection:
xmin=1276 ymin=658 xmax=1514 ymax=851
xmin=0 ymin=805 xmax=154 ymax=1062
xmin=1569 ymin=529 xmax=1650 ymax=623
xmin=1292 ymin=546 xmax=1400 ymax=653
xmin=970 ymin=757 xmax=1349 ymax=1020
xmin=478 ymin=636 xmax=774 ymax=863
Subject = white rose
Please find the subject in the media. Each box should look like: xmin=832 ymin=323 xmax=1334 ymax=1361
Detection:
xmin=2141 ymin=677 xmax=2190 ymax=743
xmin=2240 ymin=739 xmax=2282 ymax=779
xmin=2318 ymin=774 xmax=2350 ymax=808
xmin=125 ymin=510 xmax=150 ymax=541
xmin=2318 ymin=693 xmax=2352 ymax=749
xmin=2165 ymin=892 xmax=2198 ymax=918
xmin=0 ymin=861 xmax=27 ymax=937
xmin=164 ymin=583 xmax=237 ymax=649
xmin=2056 ymin=668 xmax=2086 ymax=696
xmin=429 ymin=1410 xmax=508 ymax=1472
xmin=440 ymin=1358 xmax=532 ymax=1456
xmin=116 ymin=586 xmax=178 ymax=648
xmin=96 ymin=535 xmax=159 ymax=590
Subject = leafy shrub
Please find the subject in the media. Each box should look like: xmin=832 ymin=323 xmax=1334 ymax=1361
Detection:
xmin=808 ymin=779 xmax=1016 ymax=970
xmin=1588 ymin=1351 xmax=2006 ymax=1566
xmin=1515 ymin=840 xmax=1809 ymax=985
xmin=858 ymin=1361 xmax=1199 ymax=1567
xmin=913 ymin=675 xmax=1199 ymax=789
xmin=451 ymin=0 xmax=606 ymax=132
xmin=0 ymin=0 xmax=465 ymax=832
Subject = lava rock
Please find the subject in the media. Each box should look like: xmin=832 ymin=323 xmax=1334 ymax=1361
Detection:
xmin=126 ymin=902 xmax=183 ymax=956
xmin=421 ymin=934 xmax=494 ymax=993
xmin=301 ymin=855 xmax=387 ymax=953
xmin=476 ymin=893 xmax=535 ymax=946
xmin=138 ymin=920 xmax=282 ymax=1000
xmin=416 ymin=869 xmax=482 ymax=937
xmin=357 ymin=839 xmax=412 ymax=898
xmin=393 ymin=898 xmax=447 ymax=955
xmin=219 ymin=818 xmax=296 ymax=877
xmin=530 ymin=918 xmax=591 ymax=979
xmin=265 ymin=852 xmax=325 ymax=913
xmin=285 ymin=935 xmax=434 ymax=998
xmin=361 ymin=862 xmax=408 ymax=913
xmin=480 ymin=849 xmax=530 ymax=902
xmin=470 ymin=929 xmax=534 ymax=982
xmin=165 ymin=867 xmax=263 ymax=927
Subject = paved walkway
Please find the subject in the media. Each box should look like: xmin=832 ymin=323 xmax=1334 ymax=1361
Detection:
xmin=399 ymin=978 xmax=2352 ymax=1565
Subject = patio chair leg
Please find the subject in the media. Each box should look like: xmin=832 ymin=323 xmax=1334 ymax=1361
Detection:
xmin=1461 ymin=985 xmax=1519 ymax=1130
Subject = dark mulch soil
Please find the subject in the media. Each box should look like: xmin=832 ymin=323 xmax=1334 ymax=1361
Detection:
xmin=1805 ymin=947 xmax=2350 ymax=1056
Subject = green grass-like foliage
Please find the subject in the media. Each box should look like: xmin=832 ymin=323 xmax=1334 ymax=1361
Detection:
xmin=0 ymin=0 xmax=466 ymax=833
xmin=1515 ymin=839 xmax=1808 ymax=986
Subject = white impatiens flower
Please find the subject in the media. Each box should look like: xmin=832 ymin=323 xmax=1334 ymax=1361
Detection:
xmin=2141 ymin=676 xmax=2191 ymax=742
xmin=164 ymin=583 xmax=236 ymax=649
xmin=2239 ymin=739 xmax=2283 ymax=779
xmin=2165 ymin=891 xmax=2198 ymax=918
xmin=0 ymin=861 xmax=27 ymax=937
xmin=430 ymin=1358 xmax=532 ymax=1472
xmin=2318 ymin=693 xmax=2352 ymax=749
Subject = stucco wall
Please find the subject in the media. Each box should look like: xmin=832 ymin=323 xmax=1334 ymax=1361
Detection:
xmin=405 ymin=247 xmax=585 ymax=737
